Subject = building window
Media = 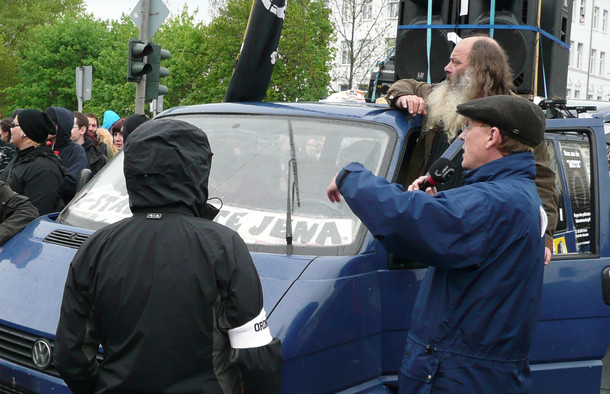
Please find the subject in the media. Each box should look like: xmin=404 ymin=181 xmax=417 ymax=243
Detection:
xmin=601 ymin=52 xmax=606 ymax=76
xmin=603 ymin=10 xmax=608 ymax=32
xmin=597 ymin=96 xmax=603 ymax=100
xmin=587 ymin=94 xmax=593 ymax=100
xmin=359 ymin=39 xmax=372 ymax=59
xmin=575 ymin=90 xmax=580 ymax=98
xmin=567 ymin=89 xmax=572 ymax=98
xmin=362 ymin=0 xmax=373 ymax=20
xmin=591 ymin=49 xmax=597 ymax=74
xmin=577 ymin=43 xmax=583 ymax=69
xmin=390 ymin=0 xmax=399 ymax=18
xmin=570 ymin=40 xmax=575 ymax=66
xmin=341 ymin=41 xmax=350 ymax=65
xmin=593 ymin=7 xmax=599 ymax=30
xmin=342 ymin=0 xmax=352 ymax=19
xmin=580 ymin=0 xmax=586 ymax=23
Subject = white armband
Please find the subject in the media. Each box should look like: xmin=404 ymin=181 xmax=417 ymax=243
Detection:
xmin=228 ymin=308 xmax=273 ymax=349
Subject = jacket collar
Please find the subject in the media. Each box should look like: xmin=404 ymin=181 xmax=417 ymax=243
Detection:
xmin=463 ymin=151 xmax=536 ymax=185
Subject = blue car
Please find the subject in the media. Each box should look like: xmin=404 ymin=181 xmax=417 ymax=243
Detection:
xmin=0 ymin=102 xmax=608 ymax=393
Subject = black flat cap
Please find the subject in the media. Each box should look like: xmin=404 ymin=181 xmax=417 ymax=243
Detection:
xmin=456 ymin=95 xmax=546 ymax=147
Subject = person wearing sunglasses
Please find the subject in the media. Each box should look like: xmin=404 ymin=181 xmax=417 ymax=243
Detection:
xmin=0 ymin=109 xmax=64 ymax=215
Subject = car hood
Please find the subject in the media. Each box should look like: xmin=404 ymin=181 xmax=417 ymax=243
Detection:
xmin=0 ymin=216 xmax=313 ymax=337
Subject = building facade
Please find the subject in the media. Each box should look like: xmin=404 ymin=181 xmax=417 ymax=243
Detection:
xmin=567 ymin=0 xmax=610 ymax=101
xmin=328 ymin=0 xmax=398 ymax=93
xmin=328 ymin=0 xmax=610 ymax=103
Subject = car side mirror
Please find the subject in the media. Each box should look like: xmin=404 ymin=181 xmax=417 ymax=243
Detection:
xmin=76 ymin=168 xmax=93 ymax=193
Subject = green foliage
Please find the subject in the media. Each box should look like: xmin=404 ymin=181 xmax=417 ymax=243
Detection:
xmin=269 ymin=0 xmax=334 ymax=101
xmin=87 ymin=16 xmax=139 ymax=117
xmin=203 ymin=0 xmax=333 ymax=103
xmin=1 ymin=0 xmax=334 ymax=116
xmin=0 ymin=0 xmax=84 ymax=115
xmin=0 ymin=0 xmax=84 ymax=48
xmin=5 ymin=13 xmax=108 ymax=110
xmin=155 ymin=8 xmax=209 ymax=107
xmin=199 ymin=0 xmax=252 ymax=103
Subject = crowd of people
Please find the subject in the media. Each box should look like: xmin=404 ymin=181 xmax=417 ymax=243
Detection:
xmin=0 ymin=107 xmax=149 ymax=245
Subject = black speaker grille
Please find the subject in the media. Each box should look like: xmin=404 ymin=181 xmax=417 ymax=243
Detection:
xmin=395 ymin=28 xmax=452 ymax=82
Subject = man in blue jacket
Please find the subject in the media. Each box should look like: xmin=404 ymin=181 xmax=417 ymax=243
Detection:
xmin=327 ymin=95 xmax=546 ymax=393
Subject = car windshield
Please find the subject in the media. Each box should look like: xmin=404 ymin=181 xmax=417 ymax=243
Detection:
xmin=59 ymin=114 xmax=394 ymax=254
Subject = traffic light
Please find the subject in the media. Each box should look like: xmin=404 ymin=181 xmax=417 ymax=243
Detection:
xmin=127 ymin=38 xmax=153 ymax=82
xmin=145 ymin=43 xmax=171 ymax=101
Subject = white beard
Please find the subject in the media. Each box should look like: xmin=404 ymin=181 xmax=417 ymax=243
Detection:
xmin=424 ymin=73 xmax=475 ymax=141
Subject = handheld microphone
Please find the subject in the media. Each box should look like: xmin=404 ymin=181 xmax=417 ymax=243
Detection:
xmin=419 ymin=157 xmax=457 ymax=191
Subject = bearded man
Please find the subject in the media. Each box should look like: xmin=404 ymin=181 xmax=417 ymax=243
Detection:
xmin=385 ymin=35 xmax=558 ymax=264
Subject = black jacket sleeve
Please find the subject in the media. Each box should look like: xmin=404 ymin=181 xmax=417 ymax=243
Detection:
xmin=217 ymin=232 xmax=283 ymax=393
xmin=234 ymin=338 xmax=283 ymax=393
xmin=0 ymin=182 xmax=38 ymax=245
xmin=54 ymin=241 xmax=100 ymax=394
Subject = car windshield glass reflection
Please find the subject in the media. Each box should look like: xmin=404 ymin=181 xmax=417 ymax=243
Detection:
xmin=59 ymin=115 xmax=392 ymax=251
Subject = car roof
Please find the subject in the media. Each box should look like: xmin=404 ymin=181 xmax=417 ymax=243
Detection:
xmin=156 ymin=101 xmax=396 ymax=123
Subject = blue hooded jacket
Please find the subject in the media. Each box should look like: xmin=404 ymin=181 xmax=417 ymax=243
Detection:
xmin=47 ymin=107 xmax=88 ymax=204
xmin=337 ymin=152 xmax=545 ymax=393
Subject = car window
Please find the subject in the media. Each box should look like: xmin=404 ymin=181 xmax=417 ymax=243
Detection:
xmin=59 ymin=114 xmax=395 ymax=255
xmin=548 ymin=131 xmax=594 ymax=255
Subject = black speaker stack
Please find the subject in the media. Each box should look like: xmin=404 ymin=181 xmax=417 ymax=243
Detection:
xmin=375 ymin=0 xmax=573 ymax=99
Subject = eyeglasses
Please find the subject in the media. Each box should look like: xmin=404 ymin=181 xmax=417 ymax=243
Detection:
xmin=461 ymin=121 xmax=491 ymax=133
xmin=10 ymin=122 xmax=20 ymax=128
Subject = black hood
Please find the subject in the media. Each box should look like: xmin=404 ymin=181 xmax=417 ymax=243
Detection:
xmin=123 ymin=119 xmax=212 ymax=217
xmin=44 ymin=107 xmax=74 ymax=149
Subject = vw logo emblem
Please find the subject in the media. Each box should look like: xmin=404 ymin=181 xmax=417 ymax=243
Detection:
xmin=31 ymin=339 xmax=53 ymax=370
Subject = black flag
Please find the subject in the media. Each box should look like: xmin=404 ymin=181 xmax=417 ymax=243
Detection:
xmin=224 ymin=0 xmax=286 ymax=102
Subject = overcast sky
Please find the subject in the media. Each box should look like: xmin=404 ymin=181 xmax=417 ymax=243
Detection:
xmin=83 ymin=0 xmax=211 ymax=23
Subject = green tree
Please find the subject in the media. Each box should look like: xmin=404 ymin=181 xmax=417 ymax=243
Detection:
xmin=155 ymin=7 xmax=209 ymax=107
xmin=269 ymin=0 xmax=334 ymax=101
xmin=87 ymin=15 xmax=139 ymax=117
xmin=0 ymin=0 xmax=84 ymax=114
xmin=204 ymin=0 xmax=333 ymax=102
xmin=200 ymin=0 xmax=252 ymax=103
xmin=4 ymin=13 xmax=109 ymax=110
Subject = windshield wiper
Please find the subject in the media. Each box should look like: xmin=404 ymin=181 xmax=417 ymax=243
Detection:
xmin=285 ymin=122 xmax=300 ymax=254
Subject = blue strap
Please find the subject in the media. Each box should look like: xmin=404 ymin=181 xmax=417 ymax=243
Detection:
xmin=397 ymin=24 xmax=570 ymax=50
xmin=490 ymin=0 xmax=496 ymax=38
xmin=539 ymin=41 xmax=548 ymax=98
xmin=489 ymin=0 xmax=496 ymax=38
xmin=427 ymin=0 xmax=432 ymax=84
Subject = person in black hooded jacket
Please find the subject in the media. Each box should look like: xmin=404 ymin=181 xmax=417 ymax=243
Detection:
xmin=54 ymin=119 xmax=282 ymax=394
xmin=0 ymin=109 xmax=64 ymax=215
xmin=44 ymin=106 xmax=88 ymax=204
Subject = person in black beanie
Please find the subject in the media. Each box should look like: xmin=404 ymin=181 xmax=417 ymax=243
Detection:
xmin=0 ymin=109 xmax=65 ymax=215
